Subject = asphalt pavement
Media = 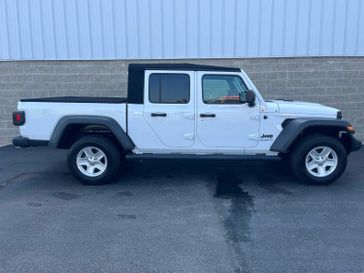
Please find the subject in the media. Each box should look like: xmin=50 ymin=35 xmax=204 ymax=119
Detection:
xmin=0 ymin=145 xmax=364 ymax=273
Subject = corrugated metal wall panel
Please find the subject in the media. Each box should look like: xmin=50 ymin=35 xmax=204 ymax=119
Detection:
xmin=0 ymin=0 xmax=363 ymax=60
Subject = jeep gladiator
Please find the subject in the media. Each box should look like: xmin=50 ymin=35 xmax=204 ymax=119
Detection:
xmin=12 ymin=63 xmax=362 ymax=185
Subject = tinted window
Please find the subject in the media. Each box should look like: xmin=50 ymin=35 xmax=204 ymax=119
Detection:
xmin=202 ymin=75 xmax=248 ymax=104
xmin=149 ymin=74 xmax=190 ymax=104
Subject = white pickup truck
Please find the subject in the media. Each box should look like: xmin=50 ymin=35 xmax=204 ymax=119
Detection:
xmin=12 ymin=63 xmax=361 ymax=185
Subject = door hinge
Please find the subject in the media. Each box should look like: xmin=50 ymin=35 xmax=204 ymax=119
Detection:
xmin=184 ymin=133 xmax=195 ymax=140
xmin=184 ymin=113 xmax=194 ymax=120
xmin=248 ymin=134 xmax=258 ymax=140
xmin=250 ymin=113 xmax=260 ymax=120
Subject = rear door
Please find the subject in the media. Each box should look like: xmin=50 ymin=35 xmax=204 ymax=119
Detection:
xmin=196 ymin=72 xmax=260 ymax=149
xmin=143 ymin=70 xmax=195 ymax=148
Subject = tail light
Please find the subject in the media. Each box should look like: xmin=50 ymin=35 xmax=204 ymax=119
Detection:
xmin=13 ymin=111 xmax=25 ymax=126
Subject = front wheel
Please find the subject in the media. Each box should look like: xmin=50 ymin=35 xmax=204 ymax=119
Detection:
xmin=68 ymin=135 xmax=121 ymax=185
xmin=290 ymin=135 xmax=347 ymax=185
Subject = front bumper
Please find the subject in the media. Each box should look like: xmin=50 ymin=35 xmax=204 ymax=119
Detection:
xmin=349 ymin=135 xmax=362 ymax=152
xmin=12 ymin=136 xmax=49 ymax=148
xmin=342 ymin=132 xmax=362 ymax=153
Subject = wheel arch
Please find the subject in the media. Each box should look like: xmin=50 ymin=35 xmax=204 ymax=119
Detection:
xmin=270 ymin=118 xmax=354 ymax=154
xmin=49 ymin=115 xmax=134 ymax=151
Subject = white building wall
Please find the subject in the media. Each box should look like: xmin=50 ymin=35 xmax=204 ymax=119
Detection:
xmin=0 ymin=0 xmax=363 ymax=60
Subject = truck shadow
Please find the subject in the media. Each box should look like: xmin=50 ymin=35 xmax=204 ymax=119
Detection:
xmin=120 ymin=159 xmax=298 ymax=190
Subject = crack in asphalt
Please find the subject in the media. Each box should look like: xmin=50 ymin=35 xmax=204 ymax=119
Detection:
xmin=0 ymin=172 xmax=29 ymax=189
xmin=0 ymin=171 xmax=56 ymax=190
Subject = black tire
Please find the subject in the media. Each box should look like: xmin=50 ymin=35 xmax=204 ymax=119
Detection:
xmin=290 ymin=135 xmax=347 ymax=185
xmin=67 ymin=135 xmax=121 ymax=185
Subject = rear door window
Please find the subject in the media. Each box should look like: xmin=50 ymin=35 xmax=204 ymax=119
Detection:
xmin=149 ymin=74 xmax=190 ymax=104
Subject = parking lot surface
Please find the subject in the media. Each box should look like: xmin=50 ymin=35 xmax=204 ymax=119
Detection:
xmin=0 ymin=145 xmax=364 ymax=273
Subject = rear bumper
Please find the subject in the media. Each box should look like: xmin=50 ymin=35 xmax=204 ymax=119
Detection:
xmin=12 ymin=136 xmax=49 ymax=148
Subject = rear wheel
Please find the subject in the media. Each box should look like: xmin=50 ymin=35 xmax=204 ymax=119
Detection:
xmin=68 ymin=135 xmax=121 ymax=185
xmin=290 ymin=135 xmax=347 ymax=185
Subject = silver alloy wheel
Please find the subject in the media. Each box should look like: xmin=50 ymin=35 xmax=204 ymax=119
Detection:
xmin=76 ymin=146 xmax=108 ymax=177
xmin=305 ymin=146 xmax=338 ymax=178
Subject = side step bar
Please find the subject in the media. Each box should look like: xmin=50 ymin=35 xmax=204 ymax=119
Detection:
xmin=126 ymin=153 xmax=281 ymax=161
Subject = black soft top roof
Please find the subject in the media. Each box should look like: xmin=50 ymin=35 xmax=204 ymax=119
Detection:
xmin=127 ymin=63 xmax=240 ymax=104
xmin=128 ymin=63 xmax=240 ymax=72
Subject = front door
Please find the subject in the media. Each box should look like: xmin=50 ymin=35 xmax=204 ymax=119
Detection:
xmin=143 ymin=70 xmax=195 ymax=148
xmin=196 ymin=72 xmax=260 ymax=149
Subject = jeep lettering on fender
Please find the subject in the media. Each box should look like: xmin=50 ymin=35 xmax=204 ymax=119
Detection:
xmin=260 ymin=134 xmax=274 ymax=140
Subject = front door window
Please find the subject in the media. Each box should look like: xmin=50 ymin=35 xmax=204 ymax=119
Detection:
xmin=202 ymin=75 xmax=248 ymax=104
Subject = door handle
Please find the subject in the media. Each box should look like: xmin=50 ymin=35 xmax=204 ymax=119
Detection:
xmin=200 ymin=113 xmax=216 ymax=118
xmin=151 ymin=112 xmax=167 ymax=117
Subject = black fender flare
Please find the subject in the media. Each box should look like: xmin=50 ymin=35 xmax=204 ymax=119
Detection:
xmin=49 ymin=115 xmax=134 ymax=151
xmin=270 ymin=118 xmax=351 ymax=153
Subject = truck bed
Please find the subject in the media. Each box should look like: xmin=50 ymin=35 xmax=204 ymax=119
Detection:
xmin=18 ymin=97 xmax=127 ymax=141
xmin=20 ymin=96 xmax=127 ymax=104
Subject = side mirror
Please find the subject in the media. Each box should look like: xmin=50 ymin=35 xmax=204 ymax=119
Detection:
xmin=239 ymin=90 xmax=256 ymax=107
